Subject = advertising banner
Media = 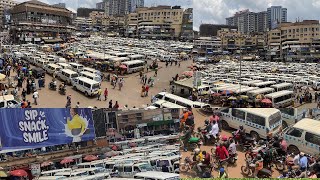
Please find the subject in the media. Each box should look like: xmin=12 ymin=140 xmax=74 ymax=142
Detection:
xmin=0 ymin=108 xmax=95 ymax=150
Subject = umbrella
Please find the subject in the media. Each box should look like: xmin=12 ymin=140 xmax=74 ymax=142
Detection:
xmin=261 ymin=98 xmax=272 ymax=104
xmin=0 ymin=74 xmax=6 ymax=81
xmin=212 ymin=93 xmax=221 ymax=97
xmin=221 ymin=90 xmax=233 ymax=96
xmin=83 ymin=155 xmax=98 ymax=161
xmin=119 ymin=65 xmax=127 ymax=69
xmin=10 ymin=169 xmax=28 ymax=177
xmin=60 ymin=158 xmax=74 ymax=164
xmin=105 ymin=151 xmax=118 ymax=157
xmin=0 ymin=171 xmax=7 ymax=178
xmin=255 ymin=94 xmax=264 ymax=100
xmin=228 ymin=96 xmax=237 ymax=100
xmin=41 ymin=161 xmax=54 ymax=167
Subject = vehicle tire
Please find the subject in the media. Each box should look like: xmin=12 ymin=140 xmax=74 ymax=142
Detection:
xmin=250 ymin=131 xmax=260 ymax=141
xmin=179 ymin=164 xmax=189 ymax=172
xmin=85 ymin=92 xmax=89 ymax=97
xmin=282 ymin=121 xmax=288 ymax=129
xmin=229 ymin=157 xmax=236 ymax=164
xmin=221 ymin=120 xmax=230 ymax=130
xmin=288 ymin=145 xmax=300 ymax=155
xmin=212 ymin=159 xmax=219 ymax=170
xmin=245 ymin=153 xmax=253 ymax=162
xmin=275 ymin=161 xmax=285 ymax=171
xmin=241 ymin=165 xmax=250 ymax=175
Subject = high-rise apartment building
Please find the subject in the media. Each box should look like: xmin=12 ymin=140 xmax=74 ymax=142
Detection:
xmin=267 ymin=6 xmax=287 ymax=30
xmin=0 ymin=0 xmax=17 ymax=28
xmin=102 ymin=0 xmax=144 ymax=16
xmin=96 ymin=2 xmax=105 ymax=10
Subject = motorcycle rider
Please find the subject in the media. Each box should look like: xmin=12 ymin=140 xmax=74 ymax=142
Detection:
xmin=194 ymin=148 xmax=203 ymax=173
xmin=299 ymin=152 xmax=308 ymax=172
xmin=209 ymin=120 xmax=219 ymax=143
xmin=204 ymin=120 xmax=212 ymax=144
xmin=215 ymin=143 xmax=229 ymax=167
xmin=236 ymin=125 xmax=246 ymax=145
xmin=50 ymin=78 xmax=57 ymax=88
xmin=182 ymin=126 xmax=192 ymax=151
xmin=218 ymin=167 xmax=228 ymax=178
xmin=253 ymin=154 xmax=264 ymax=178
xmin=197 ymin=150 xmax=210 ymax=174
xmin=228 ymin=139 xmax=237 ymax=159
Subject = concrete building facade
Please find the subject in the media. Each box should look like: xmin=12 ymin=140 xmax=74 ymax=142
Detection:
xmin=267 ymin=6 xmax=287 ymax=30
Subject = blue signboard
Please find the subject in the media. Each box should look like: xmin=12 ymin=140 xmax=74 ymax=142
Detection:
xmin=0 ymin=108 xmax=95 ymax=150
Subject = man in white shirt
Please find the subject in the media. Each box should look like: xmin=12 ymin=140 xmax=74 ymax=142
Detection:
xmin=33 ymin=90 xmax=39 ymax=105
xmin=210 ymin=120 xmax=219 ymax=139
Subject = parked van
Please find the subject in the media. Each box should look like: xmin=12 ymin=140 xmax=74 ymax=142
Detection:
xmin=220 ymin=108 xmax=282 ymax=140
xmin=71 ymin=77 xmax=100 ymax=96
xmin=155 ymin=155 xmax=180 ymax=173
xmin=44 ymin=64 xmax=62 ymax=75
xmin=152 ymin=100 xmax=185 ymax=108
xmin=283 ymin=118 xmax=320 ymax=155
xmin=79 ymin=71 xmax=101 ymax=82
xmin=40 ymin=168 xmax=72 ymax=176
xmin=57 ymin=63 xmax=71 ymax=69
xmin=82 ymin=67 xmax=101 ymax=76
xmin=265 ymin=90 xmax=294 ymax=108
xmin=279 ymin=108 xmax=309 ymax=128
xmin=57 ymin=69 xmax=79 ymax=84
xmin=133 ymin=171 xmax=179 ymax=180
xmin=69 ymin=62 xmax=84 ymax=73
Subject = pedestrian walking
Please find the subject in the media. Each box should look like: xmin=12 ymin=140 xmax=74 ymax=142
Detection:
xmin=108 ymin=100 xmax=113 ymax=108
xmin=66 ymin=95 xmax=71 ymax=108
xmin=118 ymin=78 xmax=124 ymax=91
xmin=33 ymin=90 xmax=39 ymax=105
xmin=154 ymin=68 xmax=158 ymax=77
xmin=104 ymin=88 xmax=108 ymax=101
xmin=141 ymin=85 xmax=145 ymax=97
xmin=21 ymin=88 xmax=27 ymax=100
xmin=97 ymin=88 xmax=102 ymax=101
xmin=145 ymin=85 xmax=149 ymax=97
xmin=113 ymin=101 xmax=119 ymax=109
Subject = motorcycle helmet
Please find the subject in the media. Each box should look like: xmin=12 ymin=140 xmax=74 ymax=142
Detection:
xmin=205 ymin=119 xmax=209 ymax=125
xmin=221 ymin=135 xmax=228 ymax=141
xmin=239 ymin=125 xmax=243 ymax=130
xmin=219 ymin=167 xmax=225 ymax=173
xmin=257 ymin=154 xmax=262 ymax=160
xmin=194 ymin=148 xmax=200 ymax=154
xmin=258 ymin=139 xmax=265 ymax=146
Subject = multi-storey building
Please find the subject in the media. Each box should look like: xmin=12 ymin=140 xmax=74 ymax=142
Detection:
xmin=180 ymin=8 xmax=193 ymax=41
xmin=0 ymin=0 xmax=17 ymax=29
xmin=10 ymin=0 xmax=75 ymax=44
xmin=52 ymin=3 xmax=66 ymax=8
xmin=101 ymin=0 xmax=144 ymax=16
xmin=77 ymin=8 xmax=104 ymax=18
xmin=96 ymin=2 xmax=105 ymax=10
xmin=267 ymin=6 xmax=287 ymax=30
xmin=199 ymin=24 xmax=237 ymax=37
xmin=194 ymin=36 xmax=222 ymax=54
xmin=267 ymin=20 xmax=320 ymax=61
xmin=130 ymin=6 xmax=184 ymax=39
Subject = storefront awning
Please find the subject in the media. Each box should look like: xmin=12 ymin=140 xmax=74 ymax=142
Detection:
xmin=147 ymin=120 xmax=174 ymax=126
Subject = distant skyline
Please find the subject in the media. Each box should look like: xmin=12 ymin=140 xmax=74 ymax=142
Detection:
xmin=16 ymin=0 xmax=192 ymax=13
xmin=193 ymin=0 xmax=320 ymax=31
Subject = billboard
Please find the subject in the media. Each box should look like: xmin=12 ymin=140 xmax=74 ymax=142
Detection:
xmin=0 ymin=108 xmax=95 ymax=150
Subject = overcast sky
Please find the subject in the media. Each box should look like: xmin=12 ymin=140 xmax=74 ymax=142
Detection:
xmin=193 ymin=0 xmax=320 ymax=31
xmin=17 ymin=0 xmax=192 ymax=13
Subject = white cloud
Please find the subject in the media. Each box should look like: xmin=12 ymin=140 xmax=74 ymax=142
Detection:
xmin=193 ymin=0 xmax=320 ymax=31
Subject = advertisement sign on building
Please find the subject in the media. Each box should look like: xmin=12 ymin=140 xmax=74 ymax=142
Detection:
xmin=0 ymin=108 xmax=95 ymax=150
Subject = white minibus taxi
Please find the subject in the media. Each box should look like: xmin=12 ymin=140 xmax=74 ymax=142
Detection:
xmin=152 ymin=92 xmax=210 ymax=109
xmin=71 ymin=77 xmax=100 ymax=96
xmin=57 ymin=63 xmax=71 ymax=69
xmin=57 ymin=69 xmax=79 ymax=84
xmin=279 ymin=108 xmax=309 ymax=128
xmin=79 ymin=71 xmax=101 ymax=82
xmin=270 ymin=83 xmax=293 ymax=92
xmin=82 ymin=67 xmax=101 ymax=76
xmin=265 ymin=90 xmax=294 ymax=108
xmin=152 ymin=100 xmax=185 ymax=109
xmin=133 ymin=171 xmax=179 ymax=180
xmin=69 ymin=63 xmax=84 ymax=73
xmin=122 ymin=60 xmax=145 ymax=74
xmin=35 ymin=59 xmax=49 ymax=68
xmin=40 ymin=168 xmax=71 ymax=176
xmin=283 ymin=118 xmax=320 ymax=155
xmin=220 ymin=108 xmax=282 ymax=140
xmin=247 ymin=88 xmax=275 ymax=102
xmin=44 ymin=64 xmax=62 ymax=75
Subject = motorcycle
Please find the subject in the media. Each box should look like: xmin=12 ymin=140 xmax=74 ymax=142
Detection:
xmin=49 ymin=82 xmax=57 ymax=91
xmin=180 ymin=136 xmax=202 ymax=152
xmin=59 ymin=87 xmax=66 ymax=95
xmin=180 ymin=157 xmax=212 ymax=176
xmin=245 ymin=144 xmax=267 ymax=162
xmin=241 ymin=159 xmax=272 ymax=178
xmin=228 ymin=151 xmax=238 ymax=165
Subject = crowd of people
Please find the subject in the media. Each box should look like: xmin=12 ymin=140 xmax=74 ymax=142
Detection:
xmin=180 ymin=109 xmax=320 ymax=178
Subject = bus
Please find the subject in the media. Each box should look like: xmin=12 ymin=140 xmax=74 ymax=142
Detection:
xmin=151 ymin=100 xmax=186 ymax=109
xmin=265 ymin=90 xmax=294 ymax=108
xmin=128 ymin=55 xmax=145 ymax=62
xmin=109 ymin=57 xmax=130 ymax=66
xmin=122 ymin=60 xmax=145 ymax=74
xmin=270 ymin=83 xmax=294 ymax=92
xmin=251 ymin=81 xmax=276 ymax=88
xmin=247 ymin=88 xmax=275 ymax=102
xmin=220 ymin=108 xmax=282 ymax=140
xmin=152 ymin=92 xmax=210 ymax=109
xmin=240 ymin=80 xmax=263 ymax=86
